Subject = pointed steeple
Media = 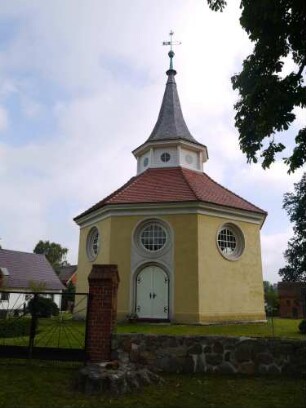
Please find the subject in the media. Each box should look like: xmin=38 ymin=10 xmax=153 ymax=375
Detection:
xmin=146 ymin=52 xmax=201 ymax=146
xmin=133 ymin=35 xmax=208 ymax=174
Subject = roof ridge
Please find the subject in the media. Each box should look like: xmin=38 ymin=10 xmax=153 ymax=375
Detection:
xmin=179 ymin=167 xmax=202 ymax=200
xmin=74 ymin=174 xmax=140 ymax=220
xmin=184 ymin=168 xmax=267 ymax=214
xmin=0 ymin=248 xmax=44 ymax=257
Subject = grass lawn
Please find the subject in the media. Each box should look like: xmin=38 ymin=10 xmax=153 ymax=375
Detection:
xmin=117 ymin=318 xmax=305 ymax=339
xmin=0 ymin=361 xmax=305 ymax=408
xmin=1 ymin=317 xmax=305 ymax=350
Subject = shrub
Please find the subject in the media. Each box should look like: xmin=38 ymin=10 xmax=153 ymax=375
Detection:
xmin=0 ymin=318 xmax=31 ymax=338
xmin=28 ymin=296 xmax=59 ymax=318
xmin=298 ymin=319 xmax=306 ymax=334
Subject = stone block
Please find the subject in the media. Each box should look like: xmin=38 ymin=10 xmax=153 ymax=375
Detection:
xmin=213 ymin=341 xmax=224 ymax=354
xmin=234 ymin=339 xmax=265 ymax=363
xmin=219 ymin=362 xmax=237 ymax=375
xmin=187 ymin=343 xmax=203 ymax=355
xmin=239 ymin=361 xmax=255 ymax=375
xmin=206 ymin=353 xmax=223 ymax=366
xmin=256 ymin=352 xmax=274 ymax=365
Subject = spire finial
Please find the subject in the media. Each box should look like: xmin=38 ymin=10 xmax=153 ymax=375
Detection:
xmin=162 ymin=30 xmax=181 ymax=71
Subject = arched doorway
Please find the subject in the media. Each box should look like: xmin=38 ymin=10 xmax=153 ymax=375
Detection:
xmin=135 ymin=265 xmax=169 ymax=319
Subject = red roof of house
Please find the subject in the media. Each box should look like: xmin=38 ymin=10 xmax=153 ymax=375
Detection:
xmin=75 ymin=167 xmax=267 ymax=220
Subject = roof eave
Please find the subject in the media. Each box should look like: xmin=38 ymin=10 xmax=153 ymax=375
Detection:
xmin=75 ymin=199 xmax=266 ymax=228
xmin=132 ymin=139 xmax=208 ymax=158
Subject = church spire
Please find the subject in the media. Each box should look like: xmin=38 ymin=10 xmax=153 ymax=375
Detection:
xmin=146 ymin=32 xmax=201 ymax=146
xmin=133 ymin=32 xmax=208 ymax=174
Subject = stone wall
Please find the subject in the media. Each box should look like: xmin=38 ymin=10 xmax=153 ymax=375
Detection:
xmin=112 ymin=334 xmax=306 ymax=377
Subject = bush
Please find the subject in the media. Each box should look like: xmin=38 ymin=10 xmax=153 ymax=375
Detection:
xmin=0 ymin=318 xmax=31 ymax=338
xmin=298 ymin=319 xmax=306 ymax=334
xmin=28 ymin=296 xmax=59 ymax=318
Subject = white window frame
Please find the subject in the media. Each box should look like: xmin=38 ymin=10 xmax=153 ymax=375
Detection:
xmin=216 ymin=223 xmax=245 ymax=261
xmin=86 ymin=226 xmax=100 ymax=261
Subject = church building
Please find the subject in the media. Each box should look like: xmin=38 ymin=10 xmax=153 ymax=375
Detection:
xmin=74 ymin=49 xmax=267 ymax=324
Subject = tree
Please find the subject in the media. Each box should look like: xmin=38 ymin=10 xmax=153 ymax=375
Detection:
xmin=263 ymin=281 xmax=279 ymax=314
xmin=279 ymin=173 xmax=306 ymax=282
xmin=33 ymin=240 xmax=68 ymax=270
xmin=207 ymin=0 xmax=306 ymax=173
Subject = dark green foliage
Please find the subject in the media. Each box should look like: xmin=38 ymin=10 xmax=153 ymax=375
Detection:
xmin=298 ymin=319 xmax=306 ymax=334
xmin=207 ymin=0 xmax=227 ymax=11
xmin=279 ymin=173 xmax=306 ymax=282
xmin=62 ymin=281 xmax=76 ymax=311
xmin=263 ymin=281 xmax=279 ymax=314
xmin=207 ymin=0 xmax=306 ymax=173
xmin=28 ymin=296 xmax=59 ymax=318
xmin=0 ymin=318 xmax=31 ymax=338
xmin=33 ymin=240 xmax=68 ymax=270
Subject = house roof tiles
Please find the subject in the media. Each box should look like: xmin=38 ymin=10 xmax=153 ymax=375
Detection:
xmin=0 ymin=249 xmax=64 ymax=291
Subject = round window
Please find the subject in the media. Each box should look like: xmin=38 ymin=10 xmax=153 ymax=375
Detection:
xmin=140 ymin=223 xmax=167 ymax=252
xmin=143 ymin=157 xmax=149 ymax=167
xmin=161 ymin=152 xmax=171 ymax=163
xmin=217 ymin=224 xmax=244 ymax=260
xmin=87 ymin=227 xmax=100 ymax=261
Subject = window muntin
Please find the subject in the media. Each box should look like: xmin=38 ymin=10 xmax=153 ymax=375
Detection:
xmin=140 ymin=223 xmax=167 ymax=252
xmin=217 ymin=224 xmax=244 ymax=260
xmin=161 ymin=152 xmax=171 ymax=163
xmin=87 ymin=227 xmax=100 ymax=260
xmin=218 ymin=228 xmax=236 ymax=255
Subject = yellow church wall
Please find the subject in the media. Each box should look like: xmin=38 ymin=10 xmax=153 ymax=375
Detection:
xmin=198 ymin=214 xmax=266 ymax=323
xmin=107 ymin=213 xmax=200 ymax=322
xmin=108 ymin=216 xmax=136 ymax=320
xmin=167 ymin=214 xmax=199 ymax=323
xmin=74 ymin=217 xmax=112 ymax=317
xmin=75 ymin=209 xmax=265 ymax=323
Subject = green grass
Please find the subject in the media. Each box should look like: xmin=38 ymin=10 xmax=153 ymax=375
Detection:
xmin=0 ymin=361 xmax=305 ymax=408
xmin=0 ymin=317 xmax=305 ymax=349
xmin=117 ymin=318 xmax=305 ymax=339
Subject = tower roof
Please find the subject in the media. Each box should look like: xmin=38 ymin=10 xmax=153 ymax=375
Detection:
xmin=74 ymin=167 xmax=267 ymax=221
xmin=145 ymin=69 xmax=201 ymax=146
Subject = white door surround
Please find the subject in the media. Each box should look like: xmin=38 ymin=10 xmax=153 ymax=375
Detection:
xmin=135 ymin=265 xmax=169 ymax=319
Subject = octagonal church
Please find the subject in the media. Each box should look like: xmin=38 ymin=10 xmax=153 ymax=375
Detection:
xmin=74 ymin=52 xmax=267 ymax=324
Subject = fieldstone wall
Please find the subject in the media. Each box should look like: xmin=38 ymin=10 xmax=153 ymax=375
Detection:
xmin=112 ymin=334 xmax=306 ymax=377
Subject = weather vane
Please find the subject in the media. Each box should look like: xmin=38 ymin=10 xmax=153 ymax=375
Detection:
xmin=162 ymin=31 xmax=181 ymax=70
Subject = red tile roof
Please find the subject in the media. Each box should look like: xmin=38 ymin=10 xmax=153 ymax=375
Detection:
xmin=75 ymin=167 xmax=267 ymax=220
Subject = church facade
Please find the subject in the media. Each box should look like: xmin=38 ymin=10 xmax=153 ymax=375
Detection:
xmin=74 ymin=55 xmax=267 ymax=324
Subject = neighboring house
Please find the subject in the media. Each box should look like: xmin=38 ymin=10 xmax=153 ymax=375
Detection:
xmin=278 ymin=282 xmax=306 ymax=318
xmin=74 ymin=53 xmax=267 ymax=324
xmin=0 ymin=249 xmax=65 ymax=312
xmin=56 ymin=264 xmax=77 ymax=287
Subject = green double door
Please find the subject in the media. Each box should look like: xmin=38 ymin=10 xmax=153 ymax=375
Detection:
xmin=136 ymin=266 xmax=169 ymax=319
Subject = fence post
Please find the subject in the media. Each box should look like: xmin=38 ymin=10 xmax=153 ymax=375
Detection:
xmin=86 ymin=264 xmax=120 ymax=363
xmin=28 ymin=293 xmax=38 ymax=359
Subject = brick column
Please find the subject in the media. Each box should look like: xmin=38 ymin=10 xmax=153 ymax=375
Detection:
xmin=86 ymin=264 xmax=120 ymax=363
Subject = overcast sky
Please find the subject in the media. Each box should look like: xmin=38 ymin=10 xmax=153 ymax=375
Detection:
xmin=0 ymin=1 xmax=304 ymax=283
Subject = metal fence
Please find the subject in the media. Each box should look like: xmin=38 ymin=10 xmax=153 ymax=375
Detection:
xmin=0 ymin=290 xmax=88 ymax=362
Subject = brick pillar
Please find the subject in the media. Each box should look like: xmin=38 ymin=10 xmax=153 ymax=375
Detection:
xmin=86 ymin=264 xmax=120 ymax=363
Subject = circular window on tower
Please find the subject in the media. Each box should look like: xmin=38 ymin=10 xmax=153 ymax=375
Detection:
xmin=143 ymin=157 xmax=149 ymax=168
xmin=86 ymin=227 xmax=100 ymax=261
xmin=161 ymin=152 xmax=171 ymax=163
xmin=217 ymin=223 xmax=244 ymax=260
xmin=134 ymin=219 xmax=171 ymax=255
